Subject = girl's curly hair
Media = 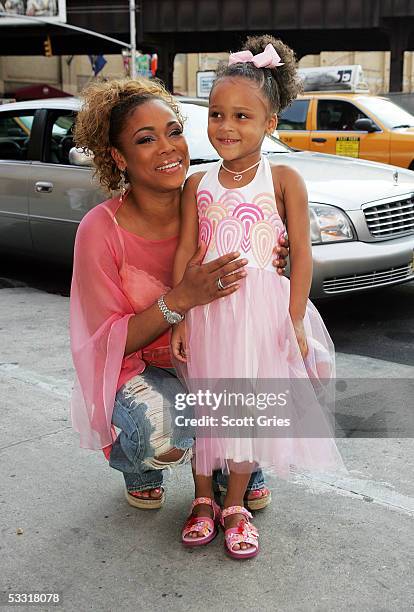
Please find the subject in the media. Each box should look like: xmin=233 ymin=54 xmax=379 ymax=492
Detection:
xmin=74 ymin=78 xmax=184 ymax=192
xmin=213 ymin=35 xmax=303 ymax=114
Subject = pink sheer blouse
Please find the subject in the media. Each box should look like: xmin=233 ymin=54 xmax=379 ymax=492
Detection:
xmin=70 ymin=195 xmax=178 ymax=450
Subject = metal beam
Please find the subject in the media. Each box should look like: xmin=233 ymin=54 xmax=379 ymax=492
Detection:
xmin=129 ymin=0 xmax=137 ymax=77
xmin=0 ymin=12 xmax=132 ymax=49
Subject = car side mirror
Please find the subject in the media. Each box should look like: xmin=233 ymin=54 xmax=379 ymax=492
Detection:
xmin=69 ymin=146 xmax=94 ymax=167
xmin=354 ymin=118 xmax=379 ymax=133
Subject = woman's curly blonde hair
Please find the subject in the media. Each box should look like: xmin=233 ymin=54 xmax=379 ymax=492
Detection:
xmin=74 ymin=78 xmax=184 ymax=192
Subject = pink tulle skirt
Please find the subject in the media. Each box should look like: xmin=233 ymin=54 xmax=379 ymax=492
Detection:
xmin=177 ymin=269 xmax=347 ymax=479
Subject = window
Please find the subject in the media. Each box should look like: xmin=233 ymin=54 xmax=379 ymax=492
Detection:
xmin=317 ymin=100 xmax=369 ymax=131
xmin=358 ymin=96 xmax=414 ymax=129
xmin=278 ymin=99 xmax=309 ymax=130
xmin=45 ymin=112 xmax=77 ymax=165
xmin=0 ymin=112 xmax=35 ymax=160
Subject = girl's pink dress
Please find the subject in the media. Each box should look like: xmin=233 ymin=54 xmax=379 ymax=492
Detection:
xmin=180 ymin=157 xmax=347 ymax=478
xmin=70 ymin=196 xmax=177 ymax=451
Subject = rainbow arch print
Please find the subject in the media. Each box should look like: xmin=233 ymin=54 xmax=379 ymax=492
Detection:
xmin=252 ymin=192 xmax=277 ymax=218
xmin=218 ymin=189 xmax=245 ymax=214
xmin=232 ymin=203 xmax=265 ymax=252
xmin=205 ymin=204 xmax=227 ymax=250
xmin=215 ymin=217 xmax=243 ymax=257
xmin=199 ymin=216 xmax=213 ymax=249
xmin=197 ymin=190 xmax=213 ymax=216
xmin=251 ymin=221 xmax=275 ymax=269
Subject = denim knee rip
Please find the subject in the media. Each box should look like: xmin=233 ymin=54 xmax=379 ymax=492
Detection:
xmin=112 ymin=367 xmax=194 ymax=473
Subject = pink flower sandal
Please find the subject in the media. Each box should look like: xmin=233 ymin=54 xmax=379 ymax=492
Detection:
xmin=213 ymin=483 xmax=272 ymax=511
xmin=213 ymin=482 xmax=272 ymax=512
xmin=215 ymin=485 xmax=272 ymax=512
xmin=125 ymin=486 xmax=165 ymax=510
xmin=244 ymin=487 xmax=272 ymax=511
xmin=221 ymin=506 xmax=259 ymax=560
xmin=181 ymin=497 xmax=221 ymax=547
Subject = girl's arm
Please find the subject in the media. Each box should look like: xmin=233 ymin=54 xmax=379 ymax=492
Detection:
xmin=172 ymin=172 xmax=204 ymax=286
xmin=278 ymin=165 xmax=312 ymax=321
xmin=272 ymin=166 xmax=312 ymax=324
xmin=275 ymin=166 xmax=311 ymax=358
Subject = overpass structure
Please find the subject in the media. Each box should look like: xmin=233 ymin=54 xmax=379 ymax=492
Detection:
xmin=1 ymin=0 xmax=414 ymax=91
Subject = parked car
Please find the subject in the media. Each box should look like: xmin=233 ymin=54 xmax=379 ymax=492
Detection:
xmin=278 ymin=92 xmax=414 ymax=170
xmin=0 ymin=97 xmax=413 ymax=298
xmin=173 ymin=95 xmax=209 ymax=107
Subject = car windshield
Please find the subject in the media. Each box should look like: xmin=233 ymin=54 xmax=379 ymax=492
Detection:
xmin=180 ymin=103 xmax=291 ymax=161
xmin=52 ymin=115 xmax=72 ymax=135
xmin=5 ymin=111 xmax=70 ymax=138
xmin=15 ymin=115 xmax=34 ymax=134
xmin=359 ymin=97 xmax=414 ymax=128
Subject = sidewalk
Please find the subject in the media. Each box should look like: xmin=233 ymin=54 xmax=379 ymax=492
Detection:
xmin=1 ymin=287 xmax=413 ymax=612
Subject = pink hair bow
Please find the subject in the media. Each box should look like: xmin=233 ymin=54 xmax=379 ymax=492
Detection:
xmin=228 ymin=43 xmax=284 ymax=69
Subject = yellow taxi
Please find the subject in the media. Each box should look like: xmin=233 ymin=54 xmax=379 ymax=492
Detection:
xmin=278 ymin=65 xmax=414 ymax=170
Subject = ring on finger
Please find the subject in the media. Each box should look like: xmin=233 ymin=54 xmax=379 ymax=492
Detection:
xmin=217 ymin=277 xmax=225 ymax=291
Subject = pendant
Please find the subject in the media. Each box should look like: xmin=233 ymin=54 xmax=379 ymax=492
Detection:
xmin=233 ymin=174 xmax=243 ymax=181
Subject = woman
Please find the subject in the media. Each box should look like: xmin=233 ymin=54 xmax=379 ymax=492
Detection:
xmin=70 ymin=77 xmax=289 ymax=514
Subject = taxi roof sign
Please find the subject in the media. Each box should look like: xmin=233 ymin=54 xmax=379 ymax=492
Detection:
xmin=298 ymin=65 xmax=370 ymax=93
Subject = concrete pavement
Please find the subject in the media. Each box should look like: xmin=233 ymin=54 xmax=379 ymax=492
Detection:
xmin=1 ymin=286 xmax=413 ymax=612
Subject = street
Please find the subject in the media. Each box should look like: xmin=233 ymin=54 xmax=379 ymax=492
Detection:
xmin=1 ymin=260 xmax=413 ymax=612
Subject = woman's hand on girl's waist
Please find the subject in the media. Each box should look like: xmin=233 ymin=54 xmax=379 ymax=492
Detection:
xmin=273 ymin=234 xmax=290 ymax=275
xmin=167 ymin=242 xmax=248 ymax=313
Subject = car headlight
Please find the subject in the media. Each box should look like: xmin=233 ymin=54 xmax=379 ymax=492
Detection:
xmin=309 ymin=204 xmax=355 ymax=244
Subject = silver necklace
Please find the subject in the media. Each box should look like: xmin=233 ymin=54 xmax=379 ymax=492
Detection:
xmin=221 ymin=159 xmax=261 ymax=182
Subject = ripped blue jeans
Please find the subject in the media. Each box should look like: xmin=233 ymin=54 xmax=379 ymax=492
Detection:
xmin=109 ymin=366 xmax=266 ymax=494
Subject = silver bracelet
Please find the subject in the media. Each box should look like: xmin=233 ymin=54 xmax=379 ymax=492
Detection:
xmin=157 ymin=295 xmax=185 ymax=325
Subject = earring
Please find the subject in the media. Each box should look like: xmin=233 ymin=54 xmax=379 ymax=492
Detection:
xmin=119 ymin=169 xmax=128 ymax=202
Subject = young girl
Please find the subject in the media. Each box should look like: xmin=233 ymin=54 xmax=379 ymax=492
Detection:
xmin=172 ymin=35 xmax=347 ymax=559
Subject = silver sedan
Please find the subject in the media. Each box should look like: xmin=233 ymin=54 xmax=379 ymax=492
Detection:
xmin=0 ymin=97 xmax=413 ymax=298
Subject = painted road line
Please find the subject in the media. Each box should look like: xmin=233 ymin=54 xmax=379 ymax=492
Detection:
xmin=292 ymin=472 xmax=414 ymax=517
xmin=336 ymin=352 xmax=414 ymax=378
xmin=0 ymin=363 xmax=72 ymax=399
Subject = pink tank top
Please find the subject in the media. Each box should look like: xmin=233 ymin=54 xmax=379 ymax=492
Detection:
xmin=70 ymin=195 xmax=179 ymax=451
xmin=104 ymin=203 xmax=178 ymax=383
xmin=197 ymin=156 xmax=285 ymax=271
